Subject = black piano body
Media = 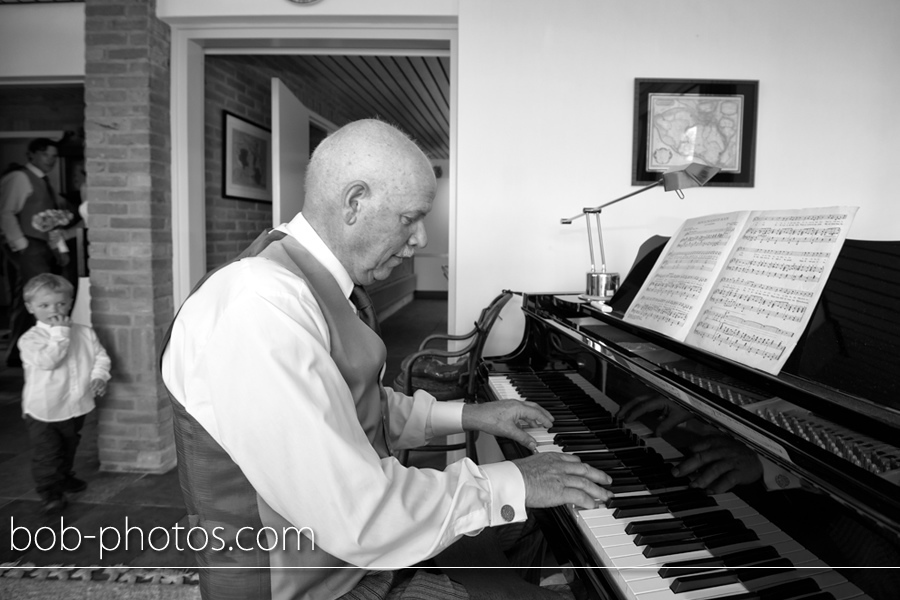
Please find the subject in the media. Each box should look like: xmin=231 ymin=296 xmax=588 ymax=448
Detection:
xmin=479 ymin=238 xmax=900 ymax=600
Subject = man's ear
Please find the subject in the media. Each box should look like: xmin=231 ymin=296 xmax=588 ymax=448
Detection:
xmin=341 ymin=181 xmax=369 ymax=225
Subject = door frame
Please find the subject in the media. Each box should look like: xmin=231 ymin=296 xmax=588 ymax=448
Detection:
xmin=164 ymin=14 xmax=458 ymax=334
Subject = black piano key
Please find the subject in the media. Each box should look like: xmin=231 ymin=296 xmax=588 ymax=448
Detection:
xmin=609 ymin=475 xmax=643 ymax=485
xmin=657 ymin=545 xmax=782 ymax=578
xmin=642 ymin=474 xmax=693 ymax=489
xmin=607 ymin=495 xmax=663 ymax=509
xmin=670 ymin=557 xmax=794 ymax=593
xmin=665 ymin=496 xmax=718 ymax=512
xmin=634 ymin=518 xmax=744 ymax=546
xmin=609 ymin=488 xmax=714 ymax=513
xmin=613 ymin=504 xmax=672 ymax=518
xmin=638 ymin=518 xmax=749 ymax=548
xmin=642 ymin=538 xmax=707 ymax=556
xmin=554 ymin=435 xmax=604 ymax=445
xmin=704 ymin=528 xmax=759 ymax=549
xmin=643 ymin=528 xmax=758 ymax=557
xmin=627 ymin=509 xmax=736 ymax=534
xmin=605 ymin=483 xmax=649 ymax=493
xmin=582 ymin=459 xmax=626 ymax=470
xmin=547 ymin=424 xmax=591 ymax=433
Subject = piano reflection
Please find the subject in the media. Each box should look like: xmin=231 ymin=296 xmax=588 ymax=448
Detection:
xmin=478 ymin=237 xmax=900 ymax=600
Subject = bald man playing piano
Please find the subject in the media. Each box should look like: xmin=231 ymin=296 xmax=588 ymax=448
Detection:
xmin=161 ymin=119 xmax=610 ymax=600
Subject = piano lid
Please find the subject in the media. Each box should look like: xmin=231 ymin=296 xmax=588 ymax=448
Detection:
xmin=606 ymin=237 xmax=900 ymax=414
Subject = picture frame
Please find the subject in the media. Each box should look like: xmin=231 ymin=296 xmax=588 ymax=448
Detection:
xmin=223 ymin=111 xmax=272 ymax=202
xmin=632 ymin=78 xmax=758 ymax=187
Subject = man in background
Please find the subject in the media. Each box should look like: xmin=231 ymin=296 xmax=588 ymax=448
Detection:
xmin=0 ymin=138 xmax=76 ymax=368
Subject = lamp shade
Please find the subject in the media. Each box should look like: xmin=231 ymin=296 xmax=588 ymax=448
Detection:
xmin=662 ymin=162 xmax=719 ymax=192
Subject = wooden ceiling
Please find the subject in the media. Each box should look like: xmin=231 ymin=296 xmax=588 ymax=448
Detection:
xmin=284 ymin=55 xmax=450 ymax=160
xmin=0 ymin=54 xmax=451 ymax=160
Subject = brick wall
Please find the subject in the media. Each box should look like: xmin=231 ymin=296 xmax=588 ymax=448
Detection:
xmin=204 ymin=55 xmax=355 ymax=268
xmin=75 ymin=11 xmax=402 ymax=472
xmin=83 ymin=0 xmax=174 ymax=473
xmin=0 ymin=86 xmax=84 ymax=135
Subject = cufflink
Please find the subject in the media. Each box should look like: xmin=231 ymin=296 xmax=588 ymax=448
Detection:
xmin=500 ymin=504 xmax=515 ymax=522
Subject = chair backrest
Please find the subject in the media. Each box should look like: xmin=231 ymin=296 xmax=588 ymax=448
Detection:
xmin=464 ymin=290 xmax=515 ymax=397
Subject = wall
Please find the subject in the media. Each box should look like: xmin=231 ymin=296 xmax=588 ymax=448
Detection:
xmin=414 ymin=158 xmax=450 ymax=292
xmin=203 ymin=55 xmax=358 ymax=268
xmin=0 ymin=3 xmax=85 ymax=82
xmin=456 ymin=0 xmax=900 ymax=356
xmin=82 ymin=0 xmax=174 ymax=472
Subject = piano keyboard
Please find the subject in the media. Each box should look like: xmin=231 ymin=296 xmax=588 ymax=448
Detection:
xmin=488 ymin=371 xmax=872 ymax=600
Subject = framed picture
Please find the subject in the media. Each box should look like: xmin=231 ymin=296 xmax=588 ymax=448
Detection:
xmin=632 ymin=79 xmax=758 ymax=187
xmin=223 ymin=111 xmax=272 ymax=202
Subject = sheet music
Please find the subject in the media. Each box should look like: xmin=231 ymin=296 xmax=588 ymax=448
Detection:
xmin=624 ymin=211 xmax=748 ymax=339
xmin=624 ymin=206 xmax=858 ymax=375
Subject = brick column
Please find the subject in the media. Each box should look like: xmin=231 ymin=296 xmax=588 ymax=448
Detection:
xmin=83 ymin=0 xmax=175 ymax=472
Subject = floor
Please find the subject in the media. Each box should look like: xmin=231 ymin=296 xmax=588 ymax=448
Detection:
xmin=0 ymin=297 xmax=449 ymax=597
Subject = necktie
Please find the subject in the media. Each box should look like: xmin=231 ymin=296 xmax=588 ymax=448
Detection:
xmin=350 ymin=285 xmax=381 ymax=336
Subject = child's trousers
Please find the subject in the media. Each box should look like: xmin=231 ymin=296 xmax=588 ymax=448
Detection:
xmin=24 ymin=414 xmax=86 ymax=500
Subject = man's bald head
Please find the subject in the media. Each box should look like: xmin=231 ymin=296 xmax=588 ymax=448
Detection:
xmin=303 ymin=119 xmax=436 ymax=286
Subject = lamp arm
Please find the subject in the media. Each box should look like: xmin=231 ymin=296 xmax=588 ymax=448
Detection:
xmin=586 ymin=180 xmax=662 ymax=213
xmin=560 ymin=179 xmax=662 ymax=224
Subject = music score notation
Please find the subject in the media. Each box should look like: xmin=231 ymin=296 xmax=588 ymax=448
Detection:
xmin=692 ymin=309 xmax=790 ymax=362
xmin=622 ymin=207 xmax=858 ymax=375
xmin=659 ymin=250 xmax=719 ymax=273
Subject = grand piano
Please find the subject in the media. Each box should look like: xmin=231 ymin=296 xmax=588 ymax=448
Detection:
xmin=478 ymin=237 xmax=900 ymax=600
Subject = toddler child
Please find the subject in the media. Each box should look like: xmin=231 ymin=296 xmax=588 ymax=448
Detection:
xmin=18 ymin=273 xmax=111 ymax=514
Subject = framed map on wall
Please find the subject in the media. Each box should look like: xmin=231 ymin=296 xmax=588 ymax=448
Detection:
xmin=632 ymin=79 xmax=758 ymax=187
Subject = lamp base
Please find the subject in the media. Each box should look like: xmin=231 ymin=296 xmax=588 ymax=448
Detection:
xmin=585 ymin=271 xmax=619 ymax=300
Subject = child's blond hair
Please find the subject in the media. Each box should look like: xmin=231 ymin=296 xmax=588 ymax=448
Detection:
xmin=23 ymin=273 xmax=74 ymax=304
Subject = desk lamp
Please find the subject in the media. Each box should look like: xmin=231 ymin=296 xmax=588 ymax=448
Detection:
xmin=561 ymin=161 xmax=719 ymax=299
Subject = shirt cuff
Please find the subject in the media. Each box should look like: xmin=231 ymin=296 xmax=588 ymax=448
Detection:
xmin=479 ymin=461 xmax=527 ymax=526
xmin=428 ymin=397 xmax=464 ymax=437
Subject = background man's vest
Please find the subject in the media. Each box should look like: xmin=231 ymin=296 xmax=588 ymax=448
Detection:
xmin=16 ymin=168 xmax=58 ymax=241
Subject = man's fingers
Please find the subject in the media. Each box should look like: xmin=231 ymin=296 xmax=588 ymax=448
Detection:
xmin=568 ymin=486 xmax=612 ymax=510
xmin=505 ymin=429 xmax=539 ymax=452
xmin=517 ymin=401 xmax=554 ymax=427
xmin=556 ymin=471 xmax=613 ymax=509
xmin=516 ymin=452 xmax=615 ymax=509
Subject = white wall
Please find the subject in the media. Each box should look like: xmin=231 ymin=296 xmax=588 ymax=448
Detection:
xmin=414 ymin=159 xmax=450 ymax=292
xmin=456 ymin=0 xmax=900 ymax=355
xmin=8 ymin=0 xmax=899 ymax=357
xmin=0 ymin=4 xmax=85 ymax=82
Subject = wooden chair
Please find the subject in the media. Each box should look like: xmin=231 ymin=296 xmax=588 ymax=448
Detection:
xmin=393 ymin=290 xmax=515 ymax=466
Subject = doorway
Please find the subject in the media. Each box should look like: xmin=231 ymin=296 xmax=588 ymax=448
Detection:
xmin=164 ymin=17 xmax=458 ymax=334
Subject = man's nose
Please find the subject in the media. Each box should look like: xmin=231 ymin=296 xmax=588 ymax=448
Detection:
xmin=409 ymin=220 xmax=427 ymax=248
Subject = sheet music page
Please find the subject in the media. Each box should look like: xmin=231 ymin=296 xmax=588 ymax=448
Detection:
xmin=623 ymin=210 xmax=751 ymax=340
xmin=684 ymin=206 xmax=858 ymax=374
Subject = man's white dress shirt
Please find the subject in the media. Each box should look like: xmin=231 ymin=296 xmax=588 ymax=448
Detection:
xmin=161 ymin=213 xmax=527 ymax=569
